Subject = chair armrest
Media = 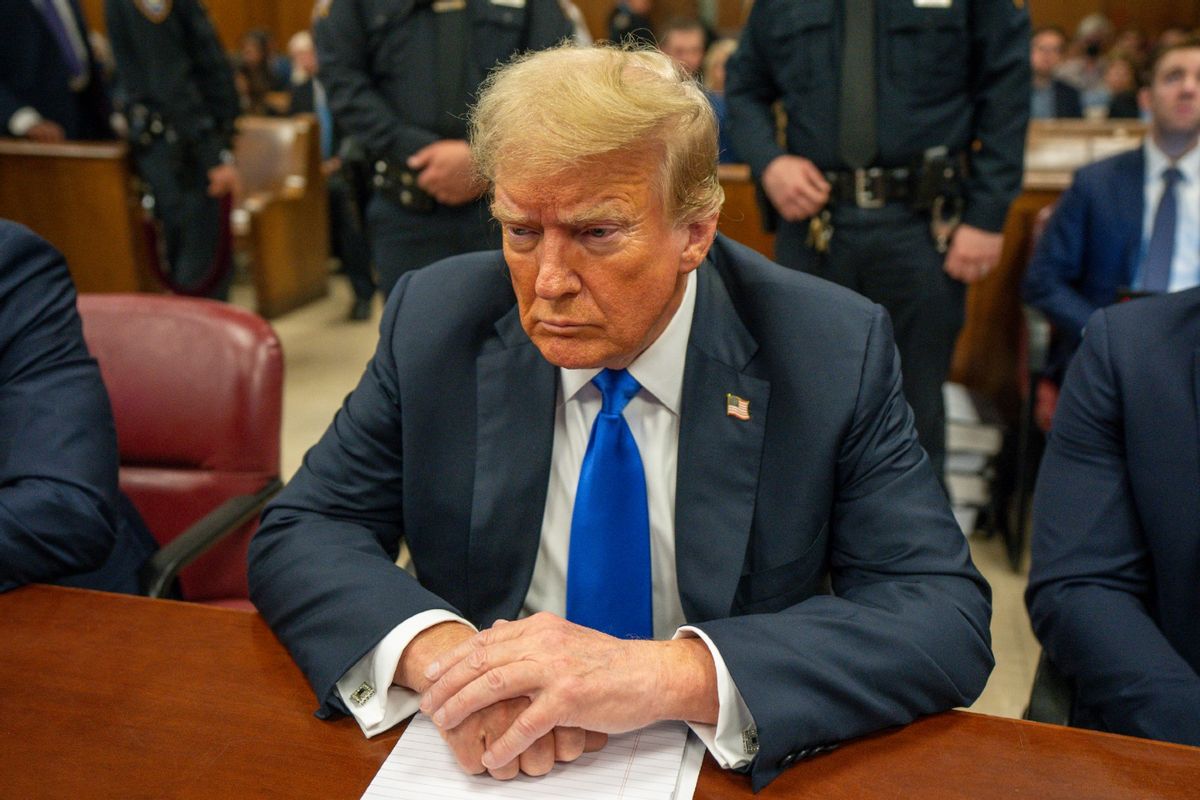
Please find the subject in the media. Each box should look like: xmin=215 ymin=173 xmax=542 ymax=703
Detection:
xmin=1023 ymin=650 xmax=1074 ymax=726
xmin=139 ymin=478 xmax=283 ymax=599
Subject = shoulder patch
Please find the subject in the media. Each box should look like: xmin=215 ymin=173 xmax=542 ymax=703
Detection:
xmin=134 ymin=0 xmax=172 ymax=23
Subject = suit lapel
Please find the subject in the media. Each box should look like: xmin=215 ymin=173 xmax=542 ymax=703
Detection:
xmin=1117 ymin=148 xmax=1147 ymax=284
xmin=467 ymin=306 xmax=556 ymax=626
xmin=1193 ymin=345 xmax=1200 ymax=481
xmin=674 ymin=262 xmax=770 ymax=623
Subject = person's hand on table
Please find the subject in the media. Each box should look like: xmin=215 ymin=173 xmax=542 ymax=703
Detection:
xmin=417 ymin=613 xmax=719 ymax=776
xmin=397 ymin=620 xmax=607 ymax=779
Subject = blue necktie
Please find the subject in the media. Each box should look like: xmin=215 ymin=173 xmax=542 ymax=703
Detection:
xmin=37 ymin=0 xmax=86 ymax=83
xmin=566 ymin=369 xmax=652 ymax=639
xmin=1141 ymin=167 xmax=1183 ymax=293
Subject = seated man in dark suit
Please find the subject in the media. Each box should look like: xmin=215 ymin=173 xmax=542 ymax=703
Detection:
xmin=248 ymin=45 xmax=993 ymax=791
xmin=1023 ymin=39 xmax=1200 ymax=380
xmin=1026 ymin=287 xmax=1200 ymax=747
xmin=0 ymin=0 xmax=113 ymax=141
xmin=0 ymin=220 xmax=118 ymax=592
xmin=1030 ymin=26 xmax=1083 ymax=119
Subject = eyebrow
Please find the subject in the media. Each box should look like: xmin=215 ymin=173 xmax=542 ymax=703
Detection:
xmin=491 ymin=199 xmax=636 ymax=228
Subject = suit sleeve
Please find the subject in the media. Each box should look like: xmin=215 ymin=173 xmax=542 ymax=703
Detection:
xmin=1025 ymin=310 xmax=1200 ymax=746
xmin=695 ymin=306 xmax=993 ymax=791
xmin=1021 ymin=178 xmax=1101 ymax=336
xmin=248 ymin=274 xmax=458 ymax=717
xmin=723 ymin=1 xmax=786 ymax=179
xmin=961 ymin=0 xmax=1031 ymax=232
xmin=0 ymin=224 xmax=118 ymax=592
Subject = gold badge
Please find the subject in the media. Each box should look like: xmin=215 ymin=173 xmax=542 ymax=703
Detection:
xmin=314 ymin=0 xmax=334 ymax=18
xmin=134 ymin=0 xmax=171 ymax=23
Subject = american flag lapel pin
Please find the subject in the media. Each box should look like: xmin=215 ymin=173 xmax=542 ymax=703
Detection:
xmin=726 ymin=393 xmax=750 ymax=420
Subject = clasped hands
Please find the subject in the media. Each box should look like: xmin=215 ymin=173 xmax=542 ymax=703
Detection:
xmin=396 ymin=613 xmax=718 ymax=780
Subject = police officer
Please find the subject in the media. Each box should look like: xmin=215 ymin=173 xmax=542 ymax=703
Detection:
xmin=726 ymin=0 xmax=1030 ymax=478
xmin=314 ymin=0 xmax=572 ymax=297
xmin=105 ymin=0 xmax=241 ymax=299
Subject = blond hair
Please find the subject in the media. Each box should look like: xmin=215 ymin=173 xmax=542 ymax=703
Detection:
xmin=470 ymin=43 xmax=723 ymax=225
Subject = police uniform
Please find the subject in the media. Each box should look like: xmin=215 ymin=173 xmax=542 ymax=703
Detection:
xmin=726 ymin=0 xmax=1030 ymax=476
xmin=314 ymin=0 xmax=572 ymax=297
xmin=104 ymin=0 xmax=240 ymax=299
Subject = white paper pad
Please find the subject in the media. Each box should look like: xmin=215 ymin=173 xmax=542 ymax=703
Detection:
xmin=361 ymin=713 xmax=704 ymax=800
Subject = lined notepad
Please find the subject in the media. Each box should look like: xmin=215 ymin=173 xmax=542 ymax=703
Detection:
xmin=361 ymin=713 xmax=703 ymax=799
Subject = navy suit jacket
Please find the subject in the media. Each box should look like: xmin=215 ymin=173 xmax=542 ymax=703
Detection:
xmin=0 ymin=0 xmax=112 ymax=139
xmin=1026 ymin=288 xmax=1200 ymax=746
xmin=248 ymin=235 xmax=993 ymax=789
xmin=1022 ymin=146 xmax=1144 ymax=376
xmin=1051 ymin=79 xmax=1084 ymax=119
xmin=0 ymin=221 xmax=118 ymax=592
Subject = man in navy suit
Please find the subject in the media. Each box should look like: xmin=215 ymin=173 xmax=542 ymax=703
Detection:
xmin=249 ymin=46 xmax=992 ymax=791
xmin=0 ymin=0 xmax=112 ymax=141
xmin=1026 ymin=287 xmax=1200 ymax=746
xmin=0 ymin=220 xmax=118 ymax=592
xmin=1030 ymin=26 xmax=1083 ymax=120
xmin=1023 ymin=40 xmax=1200 ymax=379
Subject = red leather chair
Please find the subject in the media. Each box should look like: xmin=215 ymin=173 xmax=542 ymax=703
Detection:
xmin=77 ymin=294 xmax=283 ymax=607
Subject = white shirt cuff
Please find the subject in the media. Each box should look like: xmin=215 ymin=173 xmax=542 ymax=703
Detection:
xmin=675 ymin=625 xmax=758 ymax=770
xmin=10 ymin=107 xmax=42 ymax=137
xmin=335 ymin=609 xmax=476 ymax=737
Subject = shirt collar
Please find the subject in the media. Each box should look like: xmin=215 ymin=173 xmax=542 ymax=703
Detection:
xmin=559 ymin=268 xmax=697 ymax=415
xmin=1144 ymin=136 xmax=1200 ymax=182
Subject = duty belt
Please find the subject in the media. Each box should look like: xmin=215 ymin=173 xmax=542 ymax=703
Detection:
xmin=823 ymin=167 xmax=914 ymax=209
xmin=371 ymin=159 xmax=435 ymax=213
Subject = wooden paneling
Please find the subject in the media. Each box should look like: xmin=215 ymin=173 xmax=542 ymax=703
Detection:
xmin=1029 ymin=0 xmax=1200 ymax=37
xmin=0 ymin=139 xmax=155 ymax=293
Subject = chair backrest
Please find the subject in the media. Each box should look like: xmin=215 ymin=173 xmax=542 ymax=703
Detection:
xmin=77 ymin=294 xmax=283 ymax=603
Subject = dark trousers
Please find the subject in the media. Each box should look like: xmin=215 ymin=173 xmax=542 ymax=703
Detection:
xmin=775 ymin=204 xmax=965 ymax=477
xmin=367 ymin=193 xmax=500 ymax=299
xmin=328 ymin=178 xmax=374 ymax=302
xmin=133 ymin=140 xmax=230 ymax=300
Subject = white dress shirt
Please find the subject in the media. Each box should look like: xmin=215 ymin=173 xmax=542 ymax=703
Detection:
xmin=1138 ymin=139 xmax=1200 ymax=293
xmin=335 ymin=269 xmax=758 ymax=770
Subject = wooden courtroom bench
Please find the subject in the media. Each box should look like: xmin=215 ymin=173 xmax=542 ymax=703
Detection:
xmin=233 ymin=114 xmax=329 ymax=318
xmin=0 ymin=138 xmax=155 ymax=293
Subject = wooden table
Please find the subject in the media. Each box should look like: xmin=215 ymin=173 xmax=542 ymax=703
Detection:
xmin=2 ymin=585 xmax=1198 ymax=799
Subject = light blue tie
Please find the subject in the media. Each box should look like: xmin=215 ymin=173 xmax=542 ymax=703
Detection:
xmin=1141 ymin=167 xmax=1183 ymax=293
xmin=566 ymin=369 xmax=652 ymax=639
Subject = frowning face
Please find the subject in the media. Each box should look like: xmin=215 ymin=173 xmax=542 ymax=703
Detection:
xmin=493 ymin=153 xmax=717 ymax=370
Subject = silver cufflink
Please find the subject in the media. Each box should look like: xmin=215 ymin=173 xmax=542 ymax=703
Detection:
xmin=350 ymin=681 xmax=376 ymax=706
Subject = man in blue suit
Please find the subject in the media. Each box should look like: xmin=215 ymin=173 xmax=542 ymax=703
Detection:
xmin=0 ymin=220 xmax=118 ymax=592
xmin=1030 ymin=26 xmax=1083 ymax=120
xmin=1026 ymin=287 xmax=1200 ymax=746
xmin=0 ymin=0 xmax=112 ymax=141
xmin=1023 ymin=40 xmax=1200 ymax=379
xmin=249 ymin=46 xmax=992 ymax=791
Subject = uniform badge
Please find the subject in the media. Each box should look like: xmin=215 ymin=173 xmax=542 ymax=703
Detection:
xmin=134 ymin=0 xmax=171 ymax=23
xmin=314 ymin=0 xmax=333 ymax=18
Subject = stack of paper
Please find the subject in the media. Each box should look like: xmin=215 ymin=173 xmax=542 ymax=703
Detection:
xmin=362 ymin=713 xmax=704 ymax=800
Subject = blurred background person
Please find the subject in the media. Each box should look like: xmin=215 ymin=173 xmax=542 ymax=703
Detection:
xmin=288 ymin=30 xmax=375 ymax=322
xmin=1105 ymin=55 xmax=1142 ymax=119
xmin=703 ymin=37 xmax=739 ymax=164
xmin=1031 ymin=26 xmax=1083 ymax=119
xmin=236 ymin=28 xmax=289 ymax=116
xmin=2 ymin=0 xmax=114 ymax=142
xmin=1058 ymin=13 xmax=1115 ymax=116
xmin=658 ymin=16 xmax=706 ymax=79
xmin=608 ymin=0 xmax=654 ymax=47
